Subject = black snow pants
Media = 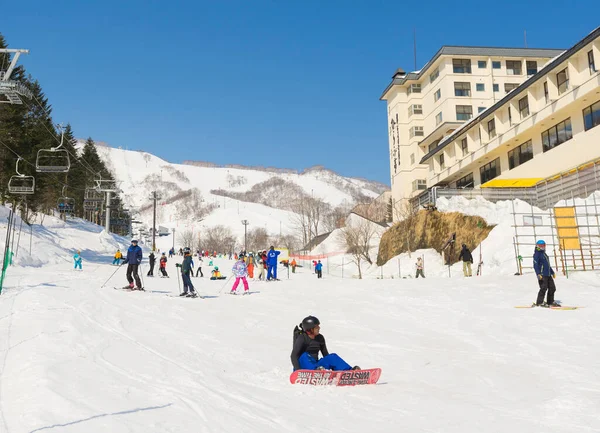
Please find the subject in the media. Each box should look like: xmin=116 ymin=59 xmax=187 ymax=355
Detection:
xmin=196 ymin=267 xmax=203 ymax=277
xmin=127 ymin=264 xmax=142 ymax=288
xmin=536 ymin=276 xmax=556 ymax=305
xmin=147 ymin=261 xmax=155 ymax=276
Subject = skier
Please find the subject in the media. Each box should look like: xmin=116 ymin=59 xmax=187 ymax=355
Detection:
xmin=159 ymin=252 xmax=169 ymax=277
xmin=315 ymin=260 xmax=323 ymax=278
xmin=177 ymin=247 xmax=197 ymax=297
xmin=291 ymin=316 xmax=359 ymax=371
xmin=266 ymin=246 xmax=281 ymax=281
xmin=73 ymin=251 xmax=82 ymax=270
xmin=230 ymin=253 xmax=250 ymax=294
xmin=122 ymin=239 xmax=143 ymax=290
xmin=291 ymin=258 xmax=297 ymax=273
xmin=458 ymin=244 xmax=473 ymax=277
xmin=415 ymin=257 xmax=425 ymax=278
xmin=533 ymin=240 xmax=559 ymax=307
xmin=147 ymin=251 xmax=156 ymax=276
xmin=195 ymin=254 xmax=204 ymax=277
xmin=256 ymin=255 xmax=264 ymax=280
xmin=247 ymin=253 xmax=255 ymax=279
xmin=113 ymin=249 xmax=122 ymax=265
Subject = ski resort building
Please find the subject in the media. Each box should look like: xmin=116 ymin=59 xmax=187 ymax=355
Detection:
xmin=380 ymin=30 xmax=600 ymax=219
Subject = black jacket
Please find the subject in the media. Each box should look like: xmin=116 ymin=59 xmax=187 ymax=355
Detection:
xmin=291 ymin=333 xmax=329 ymax=370
xmin=458 ymin=246 xmax=473 ymax=263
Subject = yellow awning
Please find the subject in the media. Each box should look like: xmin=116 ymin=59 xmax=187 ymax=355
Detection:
xmin=480 ymin=178 xmax=544 ymax=188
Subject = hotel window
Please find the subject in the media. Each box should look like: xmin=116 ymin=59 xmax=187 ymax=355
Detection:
xmin=504 ymin=83 xmax=519 ymax=93
xmin=435 ymin=112 xmax=443 ymax=125
xmin=429 ymin=139 xmax=441 ymax=152
xmin=456 ymin=105 xmax=473 ymax=121
xmin=526 ymin=61 xmax=538 ymax=76
xmin=518 ymin=96 xmax=529 ymax=118
xmin=583 ymin=100 xmax=600 ymax=131
xmin=454 ymin=82 xmax=471 ymax=97
xmin=430 ymin=68 xmax=440 ymax=83
xmin=412 ymin=179 xmax=427 ymax=191
xmin=410 ymin=153 xmax=415 ymax=165
xmin=461 ymin=138 xmax=468 ymax=156
xmin=407 ymin=83 xmax=421 ymax=95
xmin=434 ymin=88 xmax=441 ymax=102
xmin=480 ymin=158 xmax=500 ymax=184
xmin=408 ymin=104 xmax=423 ymax=116
xmin=589 ymin=50 xmax=597 ymax=73
xmin=439 ymin=154 xmax=445 ymax=170
xmin=543 ymin=81 xmax=549 ymax=104
xmin=557 ymin=68 xmax=569 ymax=94
xmin=542 ymin=118 xmax=572 ymax=152
xmin=478 ymin=60 xmax=487 ymax=68
xmin=506 ymin=60 xmax=522 ymax=75
xmin=492 ymin=61 xmax=501 ymax=69
xmin=476 ymin=83 xmax=485 ymax=91
xmin=410 ymin=126 xmax=424 ymax=138
xmin=493 ymin=84 xmax=499 ymax=92
xmin=456 ymin=172 xmax=473 ymax=189
xmin=478 ymin=107 xmax=487 ymax=113
xmin=508 ymin=140 xmax=533 ymax=169
xmin=487 ymin=118 xmax=496 ymax=139
xmin=453 ymin=59 xmax=471 ymax=74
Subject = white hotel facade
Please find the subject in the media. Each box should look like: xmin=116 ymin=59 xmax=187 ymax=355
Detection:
xmin=381 ymin=28 xmax=600 ymax=219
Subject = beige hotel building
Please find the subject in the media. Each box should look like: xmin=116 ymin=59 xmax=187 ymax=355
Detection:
xmin=381 ymin=27 xmax=600 ymax=219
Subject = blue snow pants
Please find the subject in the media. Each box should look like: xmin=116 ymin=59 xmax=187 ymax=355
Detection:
xmin=112 ymin=258 xmax=120 ymax=265
xmin=298 ymin=352 xmax=352 ymax=371
xmin=267 ymin=265 xmax=278 ymax=280
xmin=182 ymin=272 xmax=195 ymax=293
xmin=74 ymin=261 xmax=82 ymax=270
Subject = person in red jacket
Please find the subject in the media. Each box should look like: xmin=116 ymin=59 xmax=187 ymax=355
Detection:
xmin=159 ymin=252 xmax=169 ymax=277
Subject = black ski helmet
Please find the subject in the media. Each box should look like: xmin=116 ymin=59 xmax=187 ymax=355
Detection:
xmin=301 ymin=316 xmax=320 ymax=332
xmin=131 ymin=239 xmax=138 ymax=244
xmin=183 ymin=247 xmax=191 ymax=254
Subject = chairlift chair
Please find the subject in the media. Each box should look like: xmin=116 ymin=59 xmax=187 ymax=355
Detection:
xmin=57 ymin=186 xmax=75 ymax=215
xmin=7 ymin=157 xmax=35 ymax=195
xmin=36 ymin=126 xmax=71 ymax=173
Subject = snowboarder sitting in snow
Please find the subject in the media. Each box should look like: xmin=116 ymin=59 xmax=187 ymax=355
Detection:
xmin=230 ymin=254 xmax=250 ymax=294
xmin=122 ymin=239 xmax=143 ymax=290
xmin=533 ymin=240 xmax=559 ymax=307
xmin=291 ymin=316 xmax=359 ymax=372
xmin=113 ymin=249 xmax=122 ymax=265
xmin=159 ymin=252 xmax=169 ymax=277
xmin=458 ymin=244 xmax=473 ymax=277
xmin=210 ymin=266 xmax=226 ymax=280
xmin=73 ymin=251 xmax=82 ymax=270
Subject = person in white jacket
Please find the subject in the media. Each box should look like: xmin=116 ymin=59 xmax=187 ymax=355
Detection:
xmin=230 ymin=253 xmax=250 ymax=295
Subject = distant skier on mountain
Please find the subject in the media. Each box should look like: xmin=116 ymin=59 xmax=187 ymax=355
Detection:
xmin=291 ymin=316 xmax=359 ymax=371
xmin=267 ymin=246 xmax=281 ymax=281
xmin=73 ymin=251 xmax=82 ymax=270
xmin=533 ymin=240 xmax=559 ymax=307
xmin=122 ymin=239 xmax=143 ymax=290
xmin=147 ymin=251 xmax=156 ymax=276
xmin=458 ymin=244 xmax=473 ymax=277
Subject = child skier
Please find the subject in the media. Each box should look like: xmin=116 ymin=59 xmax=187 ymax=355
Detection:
xmin=230 ymin=254 xmax=250 ymax=295
xmin=533 ymin=240 xmax=559 ymax=307
xmin=73 ymin=251 xmax=82 ymax=270
xmin=177 ymin=247 xmax=197 ymax=297
xmin=159 ymin=252 xmax=169 ymax=277
xmin=247 ymin=253 xmax=255 ymax=279
xmin=113 ymin=249 xmax=122 ymax=265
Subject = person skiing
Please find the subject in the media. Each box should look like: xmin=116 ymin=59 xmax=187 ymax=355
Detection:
xmin=73 ymin=251 xmax=82 ymax=270
xmin=533 ymin=240 xmax=559 ymax=307
xmin=247 ymin=253 xmax=255 ymax=279
xmin=458 ymin=244 xmax=473 ymax=277
xmin=159 ymin=252 xmax=169 ymax=277
xmin=147 ymin=251 xmax=156 ymax=276
xmin=177 ymin=247 xmax=198 ymax=297
xmin=113 ymin=249 xmax=122 ymax=265
xmin=122 ymin=239 xmax=143 ymax=290
xmin=195 ymin=254 xmax=204 ymax=277
xmin=230 ymin=253 xmax=250 ymax=295
xmin=315 ymin=260 xmax=323 ymax=278
xmin=256 ymin=255 xmax=264 ymax=280
xmin=291 ymin=258 xmax=297 ymax=273
xmin=291 ymin=316 xmax=359 ymax=371
xmin=415 ymin=257 xmax=425 ymax=278
xmin=266 ymin=246 xmax=281 ymax=281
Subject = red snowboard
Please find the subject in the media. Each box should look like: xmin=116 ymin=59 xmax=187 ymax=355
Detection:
xmin=289 ymin=368 xmax=381 ymax=386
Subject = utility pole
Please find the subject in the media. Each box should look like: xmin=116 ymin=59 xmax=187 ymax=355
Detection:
xmin=149 ymin=191 xmax=161 ymax=251
xmin=241 ymin=219 xmax=249 ymax=252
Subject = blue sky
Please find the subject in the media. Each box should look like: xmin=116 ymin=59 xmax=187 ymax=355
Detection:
xmin=1 ymin=1 xmax=599 ymax=184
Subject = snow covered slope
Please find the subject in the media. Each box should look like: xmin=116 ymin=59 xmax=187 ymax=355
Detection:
xmin=1 ymin=209 xmax=599 ymax=433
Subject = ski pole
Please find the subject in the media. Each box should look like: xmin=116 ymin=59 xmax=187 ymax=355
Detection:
xmin=176 ymin=267 xmax=181 ymax=294
xmin=101 ymin=263 xmax=124 ymax=288
xmin=218 ymin=275 xmax=234 ymax=295
xmin=139 ymin=264 xmax=145 ymax=288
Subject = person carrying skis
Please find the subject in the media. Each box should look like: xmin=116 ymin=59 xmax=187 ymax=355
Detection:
xmin=458 ymin=244 xmax=473 ymax=277
xmin=291 ymin=316 xmax=359 ymax=371
xmin=147 ymin=251 xmax=156 ymax=276
xmin=122 ymin=239 xmax=143 ymax=290
xmin=159 ymin=252 xmax=169 ymax=277
xmin=315 ymin=260 xmax=323 ymax=278
xmin=113 ymin=249 xmax=122 ymax=265
xmin=415 ymin=257 xmax=425 ymax=278
xmin=266 ymin=246 xmax=281 ymax=281
xmin=177 ymin=247 xmax=197 ymax=297
xmin=73 ymin=250 xmax=82 ymax=270
xmin=533 ymin=240 xmax=559 ymax=307
xmin=230 ymin=253 xmax=250 ymax=294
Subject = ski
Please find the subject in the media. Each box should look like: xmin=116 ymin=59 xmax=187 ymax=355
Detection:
xmin=514 ymin=304 xmax=582 ymax=310
xmin=290 ymin=368 xmax=381 ymax=386
xmin=113 ymin=286 xmax=145 ymax=292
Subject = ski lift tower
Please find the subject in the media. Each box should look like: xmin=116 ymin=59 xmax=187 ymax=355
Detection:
xmin=0 ymin=49 xmax=33 ymax=104
xmin=95 ymin=178 xmax=122 ymax=233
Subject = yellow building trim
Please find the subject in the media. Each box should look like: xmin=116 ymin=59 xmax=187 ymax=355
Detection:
xmin=480 ymin=178 xmax=544 ymax=188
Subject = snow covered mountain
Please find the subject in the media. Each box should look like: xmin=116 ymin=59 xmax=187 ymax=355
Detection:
xmin=85 ymin=142 xmax=388 ymax=248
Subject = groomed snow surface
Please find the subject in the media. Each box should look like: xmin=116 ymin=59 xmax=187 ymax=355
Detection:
xmin=1 ymin=208 xmax=600 ymax=432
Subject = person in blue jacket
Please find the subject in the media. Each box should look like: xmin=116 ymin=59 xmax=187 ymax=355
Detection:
xmin=122 ymin=239 xmax=143 ymax=290
xmin=266 ymin=246 xmax=281 ymax=281
xmin=73 ymin=250 xmax=82 ymax=270
xmin=533 ymin=239 xmax=559 ymax=306
xmin=315 ymin=260 xmax=323 ymax=278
